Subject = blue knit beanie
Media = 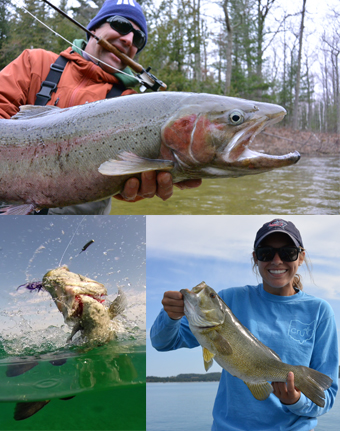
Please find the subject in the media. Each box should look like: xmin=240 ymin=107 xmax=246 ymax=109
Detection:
xmin=87 ymin=0 xmax=147 ymax=51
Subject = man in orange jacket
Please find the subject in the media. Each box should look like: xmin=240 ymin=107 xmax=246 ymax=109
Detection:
xmin=0 ymin=0 xmax=201 ymax=214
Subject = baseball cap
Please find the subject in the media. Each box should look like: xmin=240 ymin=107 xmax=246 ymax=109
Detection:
xmin=254 ymin=219 xmax=304 ymax=249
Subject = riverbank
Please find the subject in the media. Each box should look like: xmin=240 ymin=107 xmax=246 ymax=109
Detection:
xmin=253 ymin=127 xmax=339 ymax=156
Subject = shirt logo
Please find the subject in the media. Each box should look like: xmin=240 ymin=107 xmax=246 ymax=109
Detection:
xmin=117 ymin=0 xmax=136 ymax=6
xmin=288 ymin=320 xmax=315 ymax=344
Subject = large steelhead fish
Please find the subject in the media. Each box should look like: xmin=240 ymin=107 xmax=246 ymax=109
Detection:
xmin=181 ymin=282 xmax=332 ymax=408
xmin=0 ymin=92 xmax=299 ymax=214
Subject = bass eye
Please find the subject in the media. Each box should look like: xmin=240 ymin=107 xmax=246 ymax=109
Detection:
xmin=210 ymin=293 xmax=216 ymax=299
xmin=229 ymin=110 xmax=244 ymax=125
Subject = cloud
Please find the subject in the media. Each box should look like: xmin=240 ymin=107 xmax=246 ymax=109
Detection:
xmin=147 ymin=215 xmax=340 ymax=261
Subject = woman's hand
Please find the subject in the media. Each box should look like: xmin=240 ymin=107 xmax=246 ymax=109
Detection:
xmin=272 ymin=372 xmax=301 ymax=405
xmin=162 ymin=291 xmax=185 ymax=320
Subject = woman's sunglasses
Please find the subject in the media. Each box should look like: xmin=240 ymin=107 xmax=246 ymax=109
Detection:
xmin=106 ymin=16 xmax=146 ymax=50
xmin=255 ymin=246 xmax=303 ymax=262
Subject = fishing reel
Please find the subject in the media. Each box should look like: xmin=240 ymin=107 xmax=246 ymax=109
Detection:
xmin=137 ymin=67 xmax=167 ymax=92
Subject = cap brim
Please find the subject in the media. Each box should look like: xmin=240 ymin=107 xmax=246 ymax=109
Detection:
xmin=254 ymin=230 xmax=300 ymax=248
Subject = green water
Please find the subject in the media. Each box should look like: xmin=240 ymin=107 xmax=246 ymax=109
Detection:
xmin=0 ymin=343 xmax=146 ymax=430
xmin=110 ymin=156 xmax=339 ymax=215
xmin=0 ymin=384 xmax=146 ymax=430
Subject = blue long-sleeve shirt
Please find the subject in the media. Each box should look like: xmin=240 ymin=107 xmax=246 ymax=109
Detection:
xmin=150 ymin=284 xmax=338 ymax=431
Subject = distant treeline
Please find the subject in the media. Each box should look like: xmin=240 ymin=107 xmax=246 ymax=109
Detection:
xmin=147 ymin=372 xmax=222 ymax=382
xmin=148 ymin=368 xmax=340 ymax=382
xmin=0 ymin=0 xmax=339 ymax=134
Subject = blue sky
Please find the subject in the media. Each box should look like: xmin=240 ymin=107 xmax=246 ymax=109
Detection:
xmin=146 ymin=215 xmax=340 ymax=377
xmin=0 ymin=216 xmax=146 ymax=353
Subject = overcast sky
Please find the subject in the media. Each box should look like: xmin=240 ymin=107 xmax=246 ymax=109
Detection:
xmin=146 ymin=215 xmax=340 ymax=376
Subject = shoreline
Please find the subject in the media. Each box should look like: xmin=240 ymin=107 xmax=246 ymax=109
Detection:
xmin=252 ymin=127 xmax=339 ymax=156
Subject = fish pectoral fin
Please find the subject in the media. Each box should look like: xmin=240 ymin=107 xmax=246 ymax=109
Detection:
xmin=203 ymin=347 xmax=215 ymax=371
xmin=210 ymin=331 xmax=233 ymax=355
xmin=11 ymin=104 xmax=62 ymax=120
xmin=0 ymin=204 xmax=36 ymax=215
xmin=244 ymin=381 xmax=273 ymax=401
xmin=14 ymin=400 xmax=51 ymax=421
xmin=98 ymin=151 xmax=174 ymax=176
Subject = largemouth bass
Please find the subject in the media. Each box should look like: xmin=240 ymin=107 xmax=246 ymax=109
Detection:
xmin=21 ymin=265 xmax=127 ymax=344
xmin=12 ymin=266 xmax=128 ymax=420
xmin=181 ymin=282 xmax=332 ymax=408
xmin=0 ymin=92 xmax=299 ymax=214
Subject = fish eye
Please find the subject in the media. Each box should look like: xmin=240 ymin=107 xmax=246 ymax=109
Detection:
xmin=228 ymin=110 xmax=244 ymax=125
xmin=210 ymin=293 xmax=216 ymax=299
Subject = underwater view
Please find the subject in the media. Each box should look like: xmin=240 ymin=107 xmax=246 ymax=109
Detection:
xmin=0 ymin=216 xmax=146 ymax=430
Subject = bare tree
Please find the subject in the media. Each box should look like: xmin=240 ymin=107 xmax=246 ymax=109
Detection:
xmin=292 ymin=0 xmax=307 ymax=130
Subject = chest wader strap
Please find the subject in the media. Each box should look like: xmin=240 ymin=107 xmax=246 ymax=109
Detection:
xmin=34 ymin=58 xmax=125 ymax=215
xmin=35 ymin=56 xmax=69 ymax=106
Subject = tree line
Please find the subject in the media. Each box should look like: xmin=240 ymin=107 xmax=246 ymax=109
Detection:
xmin=0 ymin=0 xmax=339 ymax=134
xmin=147 ymin=372 xmax=222 ymax=382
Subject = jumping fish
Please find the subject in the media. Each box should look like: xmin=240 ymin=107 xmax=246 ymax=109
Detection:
xmin=181 ymin=282 xmax=332 ymax=408
xmin=19 ymin=265 xmax=126 ymax=344
xmin=0 ymin=92 xmax=300 ymax=214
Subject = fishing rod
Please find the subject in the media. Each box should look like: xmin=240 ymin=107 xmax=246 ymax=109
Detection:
xmin=41 ymin=0 xmax=167 ymax=92
xmin=17 ymin=4 xmax=142 ymax=84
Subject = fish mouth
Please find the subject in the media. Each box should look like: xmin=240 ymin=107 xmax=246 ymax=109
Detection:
xmin=211 ymin=112 xmax=300 ymax=175
xmin=180 ymin=287 xmax=222 ymax=329
xmin=42 ymin=266 xmax=107 ymax=321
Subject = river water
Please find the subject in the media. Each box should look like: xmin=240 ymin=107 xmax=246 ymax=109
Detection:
xmin=111 ymin=156 xmax=339 ymax=215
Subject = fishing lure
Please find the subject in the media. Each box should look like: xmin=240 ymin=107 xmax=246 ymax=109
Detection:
xmin=17 ymin=281 xmax=43 ymax=292
xmin=79 ymin=239 xmax=94 ymax=255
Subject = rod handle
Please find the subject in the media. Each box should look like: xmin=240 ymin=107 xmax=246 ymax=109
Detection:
xmin=97 ymin=38 xmax=143 ymax=73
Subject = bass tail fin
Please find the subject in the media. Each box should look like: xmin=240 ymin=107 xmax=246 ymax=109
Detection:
xmin=294 ymin=366 xmax=333 ymax=408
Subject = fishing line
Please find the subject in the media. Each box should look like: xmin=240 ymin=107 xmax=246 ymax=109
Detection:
xmin=15 ymin=3 xmax=142 ymax=84
xmin=58 ymin=216 xmax=86 ymax=267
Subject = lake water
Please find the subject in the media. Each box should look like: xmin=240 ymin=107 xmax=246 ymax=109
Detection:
xmin=111 ymin=156 xmax=339 ymax=215
xmin=0 ymin=343 xmax=146 ymax=430
xmin=146 ymin=381 xmax=340 ymax=431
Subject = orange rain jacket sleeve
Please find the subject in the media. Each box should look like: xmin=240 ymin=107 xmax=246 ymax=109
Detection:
xmin=0 ymin=47 xmax=136 ymax=119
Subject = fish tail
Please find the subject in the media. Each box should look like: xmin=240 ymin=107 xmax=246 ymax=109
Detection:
xmin=294 ymin=366 xmax=333 ymax=408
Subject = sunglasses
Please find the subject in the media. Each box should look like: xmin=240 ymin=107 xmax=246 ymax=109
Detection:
xmin=255 ymin=246 xmax=302 ymax=262
xmin=106 ymin=16 xmax=146 ymax=50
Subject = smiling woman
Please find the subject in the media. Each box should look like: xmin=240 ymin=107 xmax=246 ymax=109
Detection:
xmin=149 ymin=216 xmax=339 ymax=431
xmin=252 ymin=219 xmax=306 ymax=296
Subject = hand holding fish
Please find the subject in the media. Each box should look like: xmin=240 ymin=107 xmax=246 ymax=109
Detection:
xmin=162 ymin=291 xmax=185 ymax=320
xmin=272 ymin=372 xmax=301 ymax=405
xmin=116 ymin=173 xmax=202 ymax=202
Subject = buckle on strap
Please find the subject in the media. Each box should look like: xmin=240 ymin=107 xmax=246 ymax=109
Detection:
xmin=50 ymin=62 xmax=66 ymax=73
xmin=36 ymin=80 xmax=58 ymax=100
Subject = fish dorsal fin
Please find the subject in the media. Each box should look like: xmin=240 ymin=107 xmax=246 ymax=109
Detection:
xmin=203 ymin=347 xmax=215 ymax=371
xmin=11 ymin=105 xmax=62 ymax=120
xmin=244 ymin=381 xmax=273 ymax=401
xmin=108 ymin=288 xmax=127 ymax=319
xmin=265 ymin=345 xmax=282 ymax=361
